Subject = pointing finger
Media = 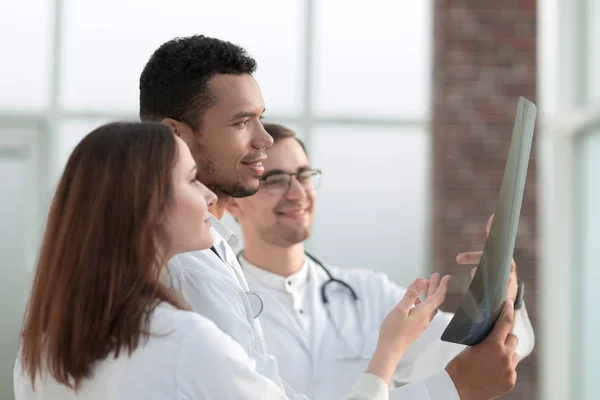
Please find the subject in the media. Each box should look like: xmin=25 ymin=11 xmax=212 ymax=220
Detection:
xmin=456 ymin=251 xmax=483 ymax=265
xmin=399 ymin=278 xmax=427 ymax=311
xmin=422 ymin=275 xmax=450 ymax=312
xmin=428 ymin=273 xmax=440 ymax=297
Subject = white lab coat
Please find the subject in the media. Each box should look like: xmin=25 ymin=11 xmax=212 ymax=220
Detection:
xmin=168 ymin=216 xmax=521 ymax=399
xmin=13 ymin=303 xmax=289 ymax=399
xmin=167 ymin=216 xmax=307 ymax=399
xmin=240 ymin=255 xmax=535 ymax=400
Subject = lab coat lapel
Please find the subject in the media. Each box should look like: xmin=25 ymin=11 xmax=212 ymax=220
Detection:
xmin=308 ymin=260 xmax=329 ymax=366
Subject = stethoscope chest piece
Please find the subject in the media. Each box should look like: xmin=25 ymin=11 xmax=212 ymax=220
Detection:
xmin=246 ymin=291 xmax=264 ymax=319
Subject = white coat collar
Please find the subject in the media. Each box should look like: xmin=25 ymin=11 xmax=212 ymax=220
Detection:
xmin=238 ymin=254 xmax=309 ymax=292
xmin=208 ymin=213 xmax=239 ymax=250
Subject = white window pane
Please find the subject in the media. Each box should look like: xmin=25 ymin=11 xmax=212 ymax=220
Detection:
xmin=539 ymin=0 xmax=559 ymax=118
xmin=0 ymin=0 xmax=52 ymax=111
xmin=0 ymin=126 xmax=42 ymax=398
xmin=576 ymin=126 xmax=600 ymax=400
xmin=306 ymin=125 xmax=429 ymax=285
xmin=60 ymin=0 xmax=304 ymax=116
xmin=0 ymin=157 xmax=28 ymax=398
xmin=55 ymin=119 xmax=112 ymax=179
xmin=585 ymin=0 xmax=600 ymax=104
xmin=313 ymin=1 xmax=431 ymax=118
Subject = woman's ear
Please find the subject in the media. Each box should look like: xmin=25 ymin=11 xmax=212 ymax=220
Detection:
xmin=226 ymin=199 xmax=243 ymax=220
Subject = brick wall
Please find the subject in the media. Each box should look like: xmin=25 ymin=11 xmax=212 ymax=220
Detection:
xmin=431 ymin=0 xmax=537 ymax=398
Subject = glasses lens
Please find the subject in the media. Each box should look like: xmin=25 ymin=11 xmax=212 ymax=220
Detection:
xmin=299 ymin=170 xmax=321 ymax=190
xmin=264 ymin=175 xmax=291 ymax=195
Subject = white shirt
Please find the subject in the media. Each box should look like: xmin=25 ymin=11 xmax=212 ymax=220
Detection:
xmin=243 ymin=259 xmax=312 ymax=334
xmin=13 ymin=303 xmax=289 ymax=399
xmin=240 ymin=254 xmax=536 ymax=400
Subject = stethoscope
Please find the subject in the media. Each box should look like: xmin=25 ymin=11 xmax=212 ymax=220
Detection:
xmin=236 ymin=250 xmax=368 ymax=360
xmin=209 ymin=246 xmax=264 ymax=319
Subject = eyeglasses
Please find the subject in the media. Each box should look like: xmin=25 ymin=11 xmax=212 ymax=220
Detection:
xmin=259 ymin=169 xmax=322 ymax=196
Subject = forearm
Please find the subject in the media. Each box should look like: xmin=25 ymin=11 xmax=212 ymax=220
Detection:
xmin=365 ymin=344 xmax=405 ymax=385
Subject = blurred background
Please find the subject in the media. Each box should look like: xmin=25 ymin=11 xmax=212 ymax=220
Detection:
xmin=0 ymin=0 xmax=598 ymax=398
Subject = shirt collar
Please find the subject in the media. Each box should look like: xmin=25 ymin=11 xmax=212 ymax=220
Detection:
xmin=208 ymin=213 xmax=239 ymax=250
xmin=239 ymin=253 xmax=309 ymax=292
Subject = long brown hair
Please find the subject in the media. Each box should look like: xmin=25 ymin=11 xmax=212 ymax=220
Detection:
xmin=19 ymin=122 xmax=188 ymax=390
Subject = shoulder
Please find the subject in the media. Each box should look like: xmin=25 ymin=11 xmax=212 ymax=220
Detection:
xmin=171 ymin=306 xmax=254 ymax=373
xmin=153 ymin=303 xmax=238 ymax=354
xmin=166 ymin=250 xmax=236 ymax=293
xmin=320 ymin=264 xmax=408 ymax=314
xmin=150 ymin=302 xmax=213 ymax=334
xmin=167 ymin=250 xmax=213 ymax=280
xmin=326 ymin=264 xmax=407 ymax=292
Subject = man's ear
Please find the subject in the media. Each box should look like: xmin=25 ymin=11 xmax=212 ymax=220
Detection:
xmin=227 ymin=198 xmax=243 ymax=220
xmin=162 ymin=118 xmax=197 ymax=141
xmin=161 ymin=118 xmax=180 ymax=136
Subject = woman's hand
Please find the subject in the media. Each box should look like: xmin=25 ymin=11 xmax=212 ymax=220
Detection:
xmin=365 ymin=273 xmax=451 ymax=384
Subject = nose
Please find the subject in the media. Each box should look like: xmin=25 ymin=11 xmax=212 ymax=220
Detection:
xmin=252 ymin=121 xmax=274 ymax=149
xmin=205 ymin=188 xmax=218 ymax=208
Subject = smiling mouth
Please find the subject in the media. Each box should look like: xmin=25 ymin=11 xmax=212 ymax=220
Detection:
xmin=277 ymin=208 xmax=309 ymax=217
xmin=242 ymin=161 xmax=263 ymax=168
xmin=241 ymin=160 xmax=265 ymax=176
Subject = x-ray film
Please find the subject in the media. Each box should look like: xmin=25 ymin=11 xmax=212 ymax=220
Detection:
xmin=440 ymin=97 xmax=537 ymax=346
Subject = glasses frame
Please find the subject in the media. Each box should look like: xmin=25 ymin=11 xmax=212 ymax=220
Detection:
xmin=259 ymin=168 xmax=322 ymax=195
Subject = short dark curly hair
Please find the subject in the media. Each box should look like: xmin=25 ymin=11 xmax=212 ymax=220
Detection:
xmin=139 ymin=35 xmax=257 ymax=131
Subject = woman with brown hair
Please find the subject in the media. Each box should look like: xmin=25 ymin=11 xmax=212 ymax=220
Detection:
xmin=14 ymin=121 xmax=451 ymax=400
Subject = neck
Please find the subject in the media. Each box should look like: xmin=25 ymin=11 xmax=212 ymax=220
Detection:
xmin=209 ymin=195 xmax=232 ymax=220
xmin=242 ymin=236 xmax=305 ymax=277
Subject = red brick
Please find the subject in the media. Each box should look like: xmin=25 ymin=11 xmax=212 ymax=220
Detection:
xmin=433 ymin=0 xmax=538 ymax=397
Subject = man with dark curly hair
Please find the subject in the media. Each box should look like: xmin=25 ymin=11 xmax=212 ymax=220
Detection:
xmin=140 ymin=35 xmax=270 ymax=200
xmin=140 ymin=34 xmax=316 ymax=399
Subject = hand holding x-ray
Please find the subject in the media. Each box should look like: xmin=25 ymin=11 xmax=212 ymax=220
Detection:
xmin=440 ymin=96 xmax=537 ymax=346
xmin=456 ymin=214 xmax=520 ymax=304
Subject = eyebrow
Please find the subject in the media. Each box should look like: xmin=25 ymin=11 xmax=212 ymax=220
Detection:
xmin=230 ymin=108 xmax=267 ymax=121
xmin=189 ymin=165 xmax=198 ymax=174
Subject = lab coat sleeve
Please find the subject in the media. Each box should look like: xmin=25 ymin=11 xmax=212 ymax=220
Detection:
xmin=345 ymin=374 xmax=389 ymax=400
xmin=344 ymin=371 xmax=460 ymax=400
xmin=177 ymin=317 xmax=395 ymax=400
xmin=389 ymin=371 xmax=460 ymax=400
xmin=176 ymin=316 xmax=289 ymax=400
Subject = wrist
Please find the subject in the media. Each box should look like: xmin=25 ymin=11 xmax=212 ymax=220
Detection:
xmin=445 ymin=363 xmax=474 ymax=400
xmin=365 ymin=343 xmax=405 ymax=385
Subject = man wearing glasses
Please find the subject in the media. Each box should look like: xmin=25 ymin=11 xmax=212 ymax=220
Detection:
xmin=226 ymin=123 xmax=535 ymax=400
